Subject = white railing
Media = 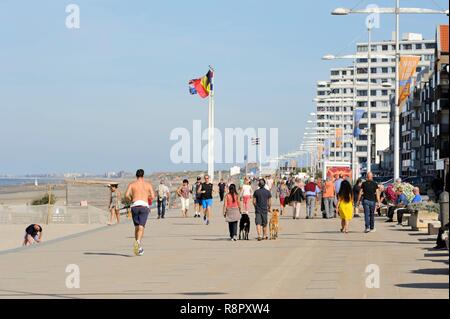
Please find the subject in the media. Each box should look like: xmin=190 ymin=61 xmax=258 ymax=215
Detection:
xmin=0 ymin=204 xmax=109 ymax=225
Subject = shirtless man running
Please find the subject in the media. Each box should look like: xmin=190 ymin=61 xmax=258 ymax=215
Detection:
xmin=125 ymin=169 xmax=155 ymax=256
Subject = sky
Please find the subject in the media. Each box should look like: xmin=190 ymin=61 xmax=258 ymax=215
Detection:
xmin=0 ymin=0 xmax=448 ymax=175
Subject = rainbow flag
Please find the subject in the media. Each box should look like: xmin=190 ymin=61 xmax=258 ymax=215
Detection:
xmin=189 ymin=70 xmax=214 ymax=99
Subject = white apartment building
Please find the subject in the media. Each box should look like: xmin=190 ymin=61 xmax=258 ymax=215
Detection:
xmin=315 ymin=33 xmax=436 ymax=172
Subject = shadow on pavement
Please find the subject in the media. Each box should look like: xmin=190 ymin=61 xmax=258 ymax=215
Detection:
xmin=424 ymin=253 xmax=449 ymax=257
xmin=84 ymin=252 xmax=133 ymax=258
xmin=180 ymin=292 xmax=227 ymax=296
xmin=418 ymin=259 xmax=449 ymax=264
xmin=396 ymin=283 xmax=449 ymax=289
xmin=411 ymin=268 xmax=449 ymax=275
xmin=192 ymin=238 xmax=231 ymax=242
xmin=418 ymin=238 xmax=437 ymax=242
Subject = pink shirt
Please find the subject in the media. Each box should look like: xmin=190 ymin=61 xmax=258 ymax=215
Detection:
xmin=226 ymin=194 xmax=239 ymax=208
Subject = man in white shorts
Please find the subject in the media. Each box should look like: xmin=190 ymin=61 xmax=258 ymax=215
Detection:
xmin=177 ymin=179 xmax=191 ymax=218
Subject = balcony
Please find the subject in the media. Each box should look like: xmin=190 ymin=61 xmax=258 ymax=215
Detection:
xmin=411 ymin=139 xmax=421 ymax=149
xmin=411 ymin=119 xmax=421 ymax=129
xmin=412 ymin=100 xmax=422 ymax=109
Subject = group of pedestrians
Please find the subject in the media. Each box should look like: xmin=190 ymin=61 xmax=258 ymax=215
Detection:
xmin=121 ymin=168 xmax=438 ymax=256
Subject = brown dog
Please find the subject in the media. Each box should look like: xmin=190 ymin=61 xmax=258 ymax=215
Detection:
xmin=269 ymin=209 xmax=280 ymax=240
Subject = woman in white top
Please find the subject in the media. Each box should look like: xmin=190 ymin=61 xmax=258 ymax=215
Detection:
xmin=240 ymin=177 xmax=253 ymax=214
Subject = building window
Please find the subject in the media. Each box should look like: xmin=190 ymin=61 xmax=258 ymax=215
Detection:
xmin=403 ymin=44 xmax=412 ymax=50
xmin=358 ymin=45 xmax=368 ymax=52
xmin=382 ymin=45 xmax=389 ymax=51
xmin=358 ymin=90 xmax=368 ymax=96
xmin=415 ymin=43 xmax=423 ymax=50
xmin=357 ymin=68 xmax=368 ymax=74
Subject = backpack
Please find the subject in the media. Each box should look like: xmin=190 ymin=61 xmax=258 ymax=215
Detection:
xmin=194 ymin=182 xmax=202 ymax=199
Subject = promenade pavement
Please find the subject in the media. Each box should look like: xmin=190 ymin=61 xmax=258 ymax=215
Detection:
xmin=0 ymin=199 xmax=448 ymax=299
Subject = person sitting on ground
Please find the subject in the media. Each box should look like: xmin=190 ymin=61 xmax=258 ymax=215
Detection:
xmin=386 ymin=186 xmax=410 ymax=224
xmin=23 ymin=224 xmax=43 ymax=246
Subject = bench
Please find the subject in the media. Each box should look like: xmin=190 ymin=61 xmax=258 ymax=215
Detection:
xmin=379 ymin=206 xmax=388 ymax=217
xmin=408 ymin=210 xmax=439 ymax=231
xmin=427 ymin=221 xmax=441 ymax=235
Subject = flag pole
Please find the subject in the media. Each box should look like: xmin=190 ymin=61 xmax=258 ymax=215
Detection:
xmin=208 ymin=66 xmax=215 ymax=182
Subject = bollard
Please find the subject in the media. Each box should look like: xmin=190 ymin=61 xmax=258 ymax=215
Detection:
xmin=439 ymin=191 xmax=449 ymax=231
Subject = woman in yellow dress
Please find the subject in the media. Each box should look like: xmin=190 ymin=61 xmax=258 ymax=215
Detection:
xmin=337 ymin=180 xmax=353 ymax=233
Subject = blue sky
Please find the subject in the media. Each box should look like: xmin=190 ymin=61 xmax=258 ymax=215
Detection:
xmin=0 ymin=0 xmax=448 ymax=175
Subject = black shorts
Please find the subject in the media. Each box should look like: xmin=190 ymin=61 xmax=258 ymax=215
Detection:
xmin=255 ymin=211 xmax=268 ymax=226
xmin=131 ymin=206 xmax=150 ymax=227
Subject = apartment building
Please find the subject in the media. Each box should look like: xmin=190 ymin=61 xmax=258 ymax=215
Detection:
xmin=316 ymin=33 xmax=436 ymax=173
xmin=393 ymin=25 xmax=449 ymax=179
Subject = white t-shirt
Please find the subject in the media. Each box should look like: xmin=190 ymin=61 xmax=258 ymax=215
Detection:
xmin=242 ymin=184 xmax=252 ymax=196
xmin=266 ymin=179 xmax=274 ymax=190
xmin=158 ymin=184 xmax=170 ymax=198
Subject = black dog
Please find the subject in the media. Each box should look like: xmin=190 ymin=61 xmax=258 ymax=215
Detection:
xmin=239 ymin=213 xmax=250 ymax=240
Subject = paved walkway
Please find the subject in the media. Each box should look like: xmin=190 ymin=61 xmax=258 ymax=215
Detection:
xmin=0 ymin=200 xmax=448 ymax=299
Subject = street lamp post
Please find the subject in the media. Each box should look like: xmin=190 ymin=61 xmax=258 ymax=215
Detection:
xmin=332 ymin=2 xmax=449 ymax=179
xmin=367 ymin=26 xmax=373 ymax=174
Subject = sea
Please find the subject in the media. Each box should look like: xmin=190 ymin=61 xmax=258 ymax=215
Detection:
xmin=0 ymin=178 xmax=64 ymax=187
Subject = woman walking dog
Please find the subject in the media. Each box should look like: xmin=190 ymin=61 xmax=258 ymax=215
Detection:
xmin=223 ymin=184 xmax=241 ymax=241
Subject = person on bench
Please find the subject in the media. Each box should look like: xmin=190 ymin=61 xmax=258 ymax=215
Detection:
xmin=411 ymin=187 xmax=423 ymax=204
xmin=386 ymin=187 xmax=410 ymax=224
xmin=376 ymin=184 xmax=388 ymax=217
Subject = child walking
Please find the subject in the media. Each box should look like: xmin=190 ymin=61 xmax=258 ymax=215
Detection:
xmin=337 ymin=180 xmax=353 ymax=233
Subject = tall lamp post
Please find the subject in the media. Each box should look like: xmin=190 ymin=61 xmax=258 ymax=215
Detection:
xmin=332 ymin=3 xmax=449 ymax=179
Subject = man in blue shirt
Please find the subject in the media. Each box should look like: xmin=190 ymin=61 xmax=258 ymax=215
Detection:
xmin=411 ymin=187 xmax=422 ymax=203
xmin=394 ymin=187 xmax=410 ymax=225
